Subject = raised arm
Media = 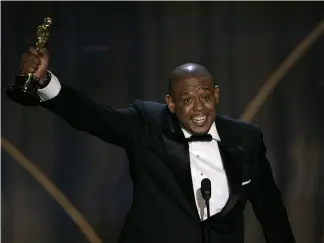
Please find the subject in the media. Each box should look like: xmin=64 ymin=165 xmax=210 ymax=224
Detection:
xmin=20 ymin=47 xmax=143 ymax=148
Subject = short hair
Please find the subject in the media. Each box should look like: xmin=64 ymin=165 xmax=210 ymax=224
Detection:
xmin=168 ymin=63 xmax=214 ymax=95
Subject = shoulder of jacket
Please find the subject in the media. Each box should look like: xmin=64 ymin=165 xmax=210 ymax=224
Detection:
xmin=131 ymin=100 xmax=167 ymax=129
xmin=217 ymin=114 xmax=261 ymax=134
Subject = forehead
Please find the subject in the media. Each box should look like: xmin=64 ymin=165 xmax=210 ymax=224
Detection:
xmin=173 ymin=76 xmax=214 ymax=93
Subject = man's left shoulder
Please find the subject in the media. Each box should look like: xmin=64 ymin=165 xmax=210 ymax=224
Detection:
xmin=216 ymin=114 xmax=262 ymax=138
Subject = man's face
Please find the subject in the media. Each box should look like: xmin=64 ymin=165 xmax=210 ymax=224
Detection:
xmin=165 ymin=76 xmax=219 ymax=135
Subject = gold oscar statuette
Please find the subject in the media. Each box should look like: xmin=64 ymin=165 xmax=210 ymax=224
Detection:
xmin=7 ymin=17 xmax=52 ymax=106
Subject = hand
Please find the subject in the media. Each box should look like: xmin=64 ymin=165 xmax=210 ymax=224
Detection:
xmin=20 ymin=47 xmax=49 ymax=85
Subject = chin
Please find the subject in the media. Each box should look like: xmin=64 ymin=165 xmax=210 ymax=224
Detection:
xmin=189 ymin=119 xmax=213 ymax=135
xmin=191 ymin=126 xmax=210 ymax=135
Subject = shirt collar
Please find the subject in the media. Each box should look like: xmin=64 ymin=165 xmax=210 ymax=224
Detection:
xmin=181 ymin=123 xmax=221 ymax=141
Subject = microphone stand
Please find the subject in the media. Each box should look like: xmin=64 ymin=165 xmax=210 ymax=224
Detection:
xmin=206 ymin=199 xmax=211 ymax=220
xmin=201 ymin=178 xmax=211 ymax=243
xmin=204 ymin=198 xmax=211 ymax=243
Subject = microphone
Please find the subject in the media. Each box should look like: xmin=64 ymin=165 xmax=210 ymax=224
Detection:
xmin=201 ymin=178 xmax=211 ymax=219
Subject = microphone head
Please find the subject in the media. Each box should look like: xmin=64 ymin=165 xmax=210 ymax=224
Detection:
xmin=201 ymin=178 xmax=211 ymax=201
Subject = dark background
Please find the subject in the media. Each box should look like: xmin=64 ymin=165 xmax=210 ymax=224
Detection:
xmin=2 ymin=1 xmax=324 ymax=243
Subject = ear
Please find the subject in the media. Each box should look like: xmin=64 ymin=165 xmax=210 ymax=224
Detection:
xmin=214 ymin=85 xmax=220 ymax=104
xmin=165 ymin=95 xmax=175 ymax=113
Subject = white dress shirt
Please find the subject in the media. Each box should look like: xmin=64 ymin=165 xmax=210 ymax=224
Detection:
xmin=37 ymin=71 xmax=61 ymax=101
xmin=182 ymin=126 xmax=229 ymax=221
xmin=38 ymin=72 xmax=230 ymax=221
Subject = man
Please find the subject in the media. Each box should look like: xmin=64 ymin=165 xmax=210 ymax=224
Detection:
xmin=18 ymin=47 xmax=296 ymax=243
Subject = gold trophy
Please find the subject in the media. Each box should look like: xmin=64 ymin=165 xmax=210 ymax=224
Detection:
xmin=7 ymin=17 xmax=52 ymax=106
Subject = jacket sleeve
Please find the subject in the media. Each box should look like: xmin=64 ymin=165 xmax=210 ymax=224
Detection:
xmin=40 ymin=84 xmax=143 ymax=149
xmin=247 ymin=129 xmax=296 ymax=243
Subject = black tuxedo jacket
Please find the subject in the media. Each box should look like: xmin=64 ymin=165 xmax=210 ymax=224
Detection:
xmin=41 ymin=85 xmax=295 ymax=243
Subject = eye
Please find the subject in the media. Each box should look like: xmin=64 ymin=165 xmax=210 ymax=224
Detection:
xmin=184 ymin=97 xmax=193 ymax=104
xmin=202 ymin=95 xmax=211 ymax=101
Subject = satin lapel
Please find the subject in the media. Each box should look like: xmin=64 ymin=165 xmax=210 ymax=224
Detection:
xmin=217 ymin=141 xmax=242 ymax=196
xmin=161 ymin=110 xmax=199 ymax=220
xmin=215 ymin=115 xmax=246 ymax=216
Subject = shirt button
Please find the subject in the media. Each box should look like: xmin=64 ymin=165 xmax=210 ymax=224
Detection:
xmin=197 ymin=155 xmax=199 ymax=157
xmin=201 ymin=173 xmax=203 ymax=176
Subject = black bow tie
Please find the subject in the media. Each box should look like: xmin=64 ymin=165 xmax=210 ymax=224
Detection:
xmin=186 ymin=134 xmax=213 ymax=142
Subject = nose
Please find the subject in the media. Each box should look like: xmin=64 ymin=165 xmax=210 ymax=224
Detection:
xmin=193 ymin=98 xmax=204 ymax=111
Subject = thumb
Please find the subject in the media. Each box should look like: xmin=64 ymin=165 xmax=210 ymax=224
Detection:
xmin=38 ymin=47 xmax=49 ymax=57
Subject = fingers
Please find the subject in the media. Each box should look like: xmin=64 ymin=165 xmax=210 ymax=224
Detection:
xmin=19 ymin=46 xmax=49 ymax=79
xmin=20 ymin=47 xmax=42 ymax=74
xmin=29 ymin=46 xmax=48 ymax=56
xmin=20 ymin=55 xmax=40 ymax=74
xmin=28 ymin=46 xmax=41 ymax=56
xmin=38 ymin=47 xmax=48 ymax=56
xmin=22 ymin=53 xmax=41 ymax=65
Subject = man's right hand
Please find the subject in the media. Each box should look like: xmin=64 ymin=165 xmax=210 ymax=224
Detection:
xmin=20 ymin=47 xmax=49 ymax=85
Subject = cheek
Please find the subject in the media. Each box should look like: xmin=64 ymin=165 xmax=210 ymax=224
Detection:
xmin=176 ymin=106 xmax=192 ymax=119
xmin=205 ymin=101 xmax=217 ymax=111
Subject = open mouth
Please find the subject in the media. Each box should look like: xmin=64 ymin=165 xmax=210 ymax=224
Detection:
xmin=191 ymin=115 xmax=208 ymax=125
